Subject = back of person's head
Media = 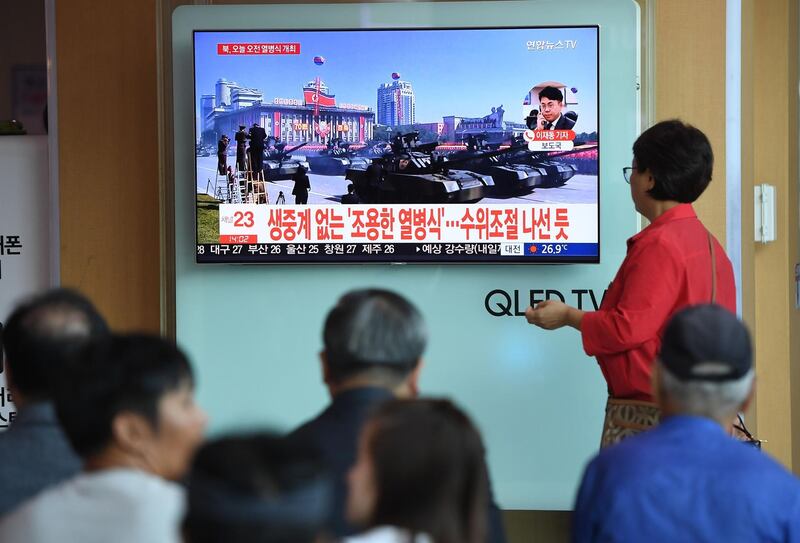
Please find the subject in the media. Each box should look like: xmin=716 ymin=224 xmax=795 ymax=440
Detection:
xmin=185 ymin=433 xmax=333 ymax=543
xmin=55 ymin=333 xmax=205 ymax=479
xmin=348 ymin=398 xmax=488 ymax=543
xmin=656 ymin=304 xmax=754 ymax=422
xmin=323 ymin=289 xmax=427 ymax=388
xmin=3 ymin=288 xmax=108 ymax=401
xmin=632 ymin=119 xmax=714 ymax=203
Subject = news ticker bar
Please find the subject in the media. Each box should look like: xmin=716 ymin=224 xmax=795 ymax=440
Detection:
xmin=196 ymin=242 xmax=599 ymax=263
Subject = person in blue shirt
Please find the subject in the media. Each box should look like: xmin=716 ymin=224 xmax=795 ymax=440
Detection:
xmin=573 ymin=304 xmax=800 ymax=543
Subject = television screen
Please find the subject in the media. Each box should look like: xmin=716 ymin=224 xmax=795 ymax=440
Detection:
xmin=193 ymin=26 xmax=599 ymax=263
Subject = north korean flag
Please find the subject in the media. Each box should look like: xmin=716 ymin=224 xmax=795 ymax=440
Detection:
xmin=303 ymin=88 xmax=336 ymax=107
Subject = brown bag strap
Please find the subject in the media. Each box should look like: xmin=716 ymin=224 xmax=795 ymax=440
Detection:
xmin=707 ymin=230 xmax=717 ymax=303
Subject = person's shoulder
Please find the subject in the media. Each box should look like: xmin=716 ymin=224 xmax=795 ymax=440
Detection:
xmin=75 ymin=469 xmax=183 ymax=509
xmin=288 ymin=408 xmax=330 ymax=444
xmin=717 ymin=441 xmax=800 ymax=512
xmin=100 ymin=471 xmax=185 ymax=535
xmin=0 ymin=422 xmax=19 ymax=451
xmin=731 ymin=442 xmax=800 ymax=485
xmin=0 ymin=496 xmax=42 ymax=540
xmin=628 ymin=226 xmax=684 ymax=265
xmin=0 ymin=474 xmax=74 ymax=532
xmin=0 ymin=422 xmax=81 ymax=514
xmin=557 ymin=114 xmax=576 ymax=130
xmin=590 ymin=430 xmax=663 ymax=473
xmin=128 ymin=476 xmax=184 ymax=517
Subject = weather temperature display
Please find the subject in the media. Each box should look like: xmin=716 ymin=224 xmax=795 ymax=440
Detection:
xmin=499 ymin=242 xmax=598 ymax=258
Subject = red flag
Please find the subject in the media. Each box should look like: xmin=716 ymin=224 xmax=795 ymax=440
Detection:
xmin=303 ymin=89 xmax=336 ymax=108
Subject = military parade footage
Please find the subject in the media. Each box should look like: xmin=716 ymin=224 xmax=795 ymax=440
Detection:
xmin=194 ymin=27 xmax=599 ymax=263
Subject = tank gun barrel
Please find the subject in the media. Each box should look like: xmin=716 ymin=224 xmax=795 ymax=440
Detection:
xmin=437 ymin=142 xmax=528 ymax=171
xmin=416 ymin=141 xmax=439 ymax=153
xmin=285 ymin=141 xmax=308 ymax=155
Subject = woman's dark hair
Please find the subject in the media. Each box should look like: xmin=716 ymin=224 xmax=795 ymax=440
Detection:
xmin=632 ymin=119 xmax=714 ymax=202
xmin=365 ymin=398 xmax=488 ymax=543
xmin=184 ymin=433 xmax=333 ymax=543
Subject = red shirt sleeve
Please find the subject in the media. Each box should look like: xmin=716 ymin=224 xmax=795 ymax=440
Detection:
xmin=581 ymin=238 xmax=682 ymax=356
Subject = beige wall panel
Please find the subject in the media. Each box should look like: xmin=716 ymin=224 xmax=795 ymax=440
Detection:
xmin=655 ymin=0 xmax=727 ymax=240
xmin=785 ymin=0 xmax=800 ymax=475
xmin=57 ymin=0 xmax=161 ymax=331
xmin=751 ymin=0 xmax=798 ymax=469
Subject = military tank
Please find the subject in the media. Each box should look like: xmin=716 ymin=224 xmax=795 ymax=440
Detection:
xmin=306 ymin=138 xmax=370 ymax=176
xmin=505 ymin=136 xmax=579 ymax=187
xmin=261 ymin=140 xmax=310 ymax=181
xmin=345 ymin=131 xmax=494 ymax=204
xmin=445 ymin=134 xmax=541 ymax=195
xmin=356 ymin=140 xmax=393 ymax=159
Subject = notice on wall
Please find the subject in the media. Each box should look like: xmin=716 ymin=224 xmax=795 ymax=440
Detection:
xmin=0 ymin=136 xmax=53 ymax=429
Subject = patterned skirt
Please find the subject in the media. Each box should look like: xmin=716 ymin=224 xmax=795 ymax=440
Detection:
xmin=600 ymin=397 xmax=661 ymax=448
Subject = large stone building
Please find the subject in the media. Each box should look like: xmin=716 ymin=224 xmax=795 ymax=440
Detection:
xmin=200 ymin=78 xmax=374 ymax=145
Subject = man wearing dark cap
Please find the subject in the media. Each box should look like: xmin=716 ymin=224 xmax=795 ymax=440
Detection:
xmin=249 ymin=122 xmax=268 ymax=178
xmin=0 ymin=288 xmax=109 ymax=515
xmin=235 ymin=125 xmax=249 ymax=172
xmin=573 ymin=304 xmax=800 ymax=542
xmin=289 ymin=289 xmax=507 ymax=543
xmin=217 ymin=134 xmax=230 ymax=175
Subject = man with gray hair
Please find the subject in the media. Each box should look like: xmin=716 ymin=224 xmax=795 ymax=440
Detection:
xmin=0 ymin=288 xmax=109 ymax=515
xmin=572 ymin=304 xmax=800 ymax=542
xmin=290 ymin=289 xmax=506 ymax=542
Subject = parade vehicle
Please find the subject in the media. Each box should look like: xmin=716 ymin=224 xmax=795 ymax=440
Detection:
xmin=355 ymin=140 xmax=393 ymax=159
xmin=444 ymin=133 xmax=540 ymax=196
xmin=261 ymin=140 xmax=310 ymax=180
xmin=345 ymin=131 xmax=495 ymax=204
xmin=506 ymin=137 xmax=598 ymax=187
xmin=306 ymin=138 xmax=370 ymax=175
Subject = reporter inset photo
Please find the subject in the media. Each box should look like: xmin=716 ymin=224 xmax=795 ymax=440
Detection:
xmin=522 ymin=82 xmax=579 ymax=132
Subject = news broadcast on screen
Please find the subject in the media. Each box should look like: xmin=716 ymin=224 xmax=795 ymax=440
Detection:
xmin=193 ymin=26 xmax=599 ymax=263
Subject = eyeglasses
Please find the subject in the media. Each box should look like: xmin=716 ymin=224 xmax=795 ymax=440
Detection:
xmin=734 ymin=414 xmax=763 ymax=450
xmin=622 ymin=167 xmax=633 ymax=184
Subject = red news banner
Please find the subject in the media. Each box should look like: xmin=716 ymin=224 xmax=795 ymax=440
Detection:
xmin=523 ymin=129 xmax=576 ymax=152
xmin=217 ymin=42 xmax=301 ymax=55
xmin=218 ymin=204 xmax=598 ymax=245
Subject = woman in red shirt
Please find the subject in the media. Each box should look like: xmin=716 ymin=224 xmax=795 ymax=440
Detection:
xmin=526 ymin=120 xmax=736 ymax=447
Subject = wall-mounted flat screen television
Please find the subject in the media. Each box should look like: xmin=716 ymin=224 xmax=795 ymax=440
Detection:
xmin=194 ymin=26 xmax=599 ymax=263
